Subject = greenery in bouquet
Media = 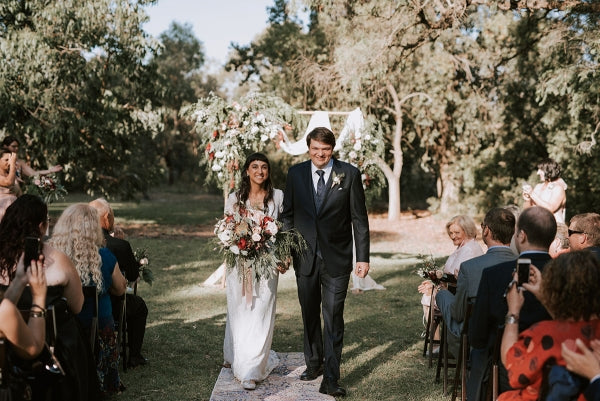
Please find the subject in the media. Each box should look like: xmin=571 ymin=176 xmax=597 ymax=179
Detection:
xmin=415 ymin=254 xmax=454 ymax=285
xmin=24 ymin=173 xmax=68 ymax=204
xmin=133 ymin=248 xmax=154 ymax=286
xmin=214 ymin=206 xmax=306 ymax=282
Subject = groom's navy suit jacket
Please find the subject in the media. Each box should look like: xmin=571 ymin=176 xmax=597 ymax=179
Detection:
xmin=281 ymin=158 xmax=370 ymax=277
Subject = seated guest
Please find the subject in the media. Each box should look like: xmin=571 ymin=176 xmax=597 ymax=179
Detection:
xmin=0 ymin=195 xmax=92 ymax=401
xmin=562 ymin=338 xmax=600 ymax=401
xmin=469 ymin=206 xmax=555 ymax=397
xmin=549 ymin=222 xmax=570 ymax=258
xmin=500 ymin=251 xmax=600 ymax=401
xmin=50 ymin=204 xmax=127 ymax=396
xmin=418 ymin=215 xmax=483 ymax=328
xmin=0 ymin=256 xmax=47 ymax=359
xmin=568 ymin=213 xmax=600 ymax=259
xmin=89 ymin=198 xmax=149 ymax=367
xmin=435 ymin=207 xmax=516 ymax=400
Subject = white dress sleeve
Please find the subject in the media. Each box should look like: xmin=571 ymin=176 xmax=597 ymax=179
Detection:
xmin=271 ymin=189 xmax=284 ymax=219
xmin=224 ymin=192 xmax=237 ymax=214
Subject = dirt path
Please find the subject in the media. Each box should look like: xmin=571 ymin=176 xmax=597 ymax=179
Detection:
xmin=119 ymin=210 xmax=456 ymax=256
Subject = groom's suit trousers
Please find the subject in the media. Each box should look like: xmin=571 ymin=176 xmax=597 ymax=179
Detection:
xmin=296 ymin=255 xmax=350 ymax=383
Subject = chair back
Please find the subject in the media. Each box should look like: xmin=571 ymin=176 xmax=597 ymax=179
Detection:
xmin=82 ymin=285 xmax=98 ymax=353
xmin=0 ymin=338 xmax=7 ymax=388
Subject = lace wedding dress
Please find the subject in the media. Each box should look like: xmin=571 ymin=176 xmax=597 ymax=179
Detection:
xmin=222 ymin=189 xmax=283 ymax=385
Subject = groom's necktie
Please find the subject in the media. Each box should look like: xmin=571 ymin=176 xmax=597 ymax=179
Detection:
xmin=315 ymin=170 xmax=326 ymax=211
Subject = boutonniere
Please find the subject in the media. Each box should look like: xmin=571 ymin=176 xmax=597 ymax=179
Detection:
xmin=331 ymin=172 xmax=345 ymax=190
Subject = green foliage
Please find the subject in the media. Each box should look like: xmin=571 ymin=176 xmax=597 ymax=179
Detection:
xmin=0 ymin=0 xmax=163 ymax=199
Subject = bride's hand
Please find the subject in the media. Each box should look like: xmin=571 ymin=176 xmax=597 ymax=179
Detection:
xmin=276 ymin=257 xmax=291 ymax=274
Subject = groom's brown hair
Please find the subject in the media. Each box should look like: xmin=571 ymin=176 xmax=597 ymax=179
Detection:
xmin=306 ymin=127 xmax=336 ymax=148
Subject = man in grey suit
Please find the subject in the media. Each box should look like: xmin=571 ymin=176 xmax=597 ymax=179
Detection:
xmin=436 ymin=207 xmax=516 ymax=400
xmin=282 ymin=127 xmax=370 ymax=397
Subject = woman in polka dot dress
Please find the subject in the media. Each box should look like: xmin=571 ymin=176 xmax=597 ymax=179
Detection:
xmin=499 ymin=251 xmax=600 ymax=401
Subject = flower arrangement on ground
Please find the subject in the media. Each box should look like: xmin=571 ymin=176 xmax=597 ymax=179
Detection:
xmin=133 ymin=248 xmax=154 ymax=286
xmin=25 ymin=173 xmax=67 ymax=204
xmin=214 ymin=206 xmax=306 ymax=282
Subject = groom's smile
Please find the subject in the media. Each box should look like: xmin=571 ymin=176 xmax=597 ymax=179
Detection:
xmin=308 ymin=140 xmax=333 ymax=169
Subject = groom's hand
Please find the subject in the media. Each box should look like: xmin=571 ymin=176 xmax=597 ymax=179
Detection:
xmin=355 ymin=262 xmax=370 ymax=278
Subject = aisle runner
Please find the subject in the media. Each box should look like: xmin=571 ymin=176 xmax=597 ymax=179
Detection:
xmin=210 ymin=352 xmax=334 ymax=401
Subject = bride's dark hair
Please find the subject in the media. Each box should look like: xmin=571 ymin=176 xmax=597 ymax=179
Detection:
xmin=236 ymin=152 xmax=273 ymax=209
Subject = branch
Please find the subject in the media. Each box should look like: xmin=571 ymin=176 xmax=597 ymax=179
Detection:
xmin=468 ymin=0 xmax=600 ymax=12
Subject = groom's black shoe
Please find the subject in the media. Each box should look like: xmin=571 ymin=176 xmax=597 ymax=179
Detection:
xmin=319 ymin=378 xmax=346 ymax=397
xmin=300 ymin=365 xmax=323 ymax=381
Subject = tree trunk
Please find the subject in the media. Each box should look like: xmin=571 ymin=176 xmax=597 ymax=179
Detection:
xmin=375 ymin=157 xmax=401 ymax=220
xmin=439 ymin=163 xmax=459 ymax=215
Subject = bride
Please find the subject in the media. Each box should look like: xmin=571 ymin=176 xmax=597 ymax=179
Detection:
xmin=222 ymin=152 xmax=288 ymax=390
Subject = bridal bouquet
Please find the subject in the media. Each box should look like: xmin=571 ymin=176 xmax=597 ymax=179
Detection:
xmin=25 ymin=173 xmax=67 ymax=204
xmin=214 ymin=207 xmax=306 ymax=282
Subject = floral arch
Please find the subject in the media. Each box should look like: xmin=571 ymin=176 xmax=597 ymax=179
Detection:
xmin=185 ymin=92 xmax=384 ymax=200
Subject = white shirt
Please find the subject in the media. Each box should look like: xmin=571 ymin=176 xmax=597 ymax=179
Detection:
xmin=311 ymin=160 xmax=333 ymax=193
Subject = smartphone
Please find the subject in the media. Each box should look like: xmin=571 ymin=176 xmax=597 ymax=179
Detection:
xmin=24 ymin=236 xmax=41 ymax=269
xmin=517 ymin=258 xmax=531 ymax=287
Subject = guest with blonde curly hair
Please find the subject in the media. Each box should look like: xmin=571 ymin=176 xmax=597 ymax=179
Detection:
xmin=50 ymin=203 xmax=127 ymax=396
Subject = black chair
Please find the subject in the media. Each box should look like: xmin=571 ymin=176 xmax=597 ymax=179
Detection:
xmin=113 ymin=293 xmax=128 ymax=372
xmin=436 ymin=318 xmax=458 ymax=395
xmin=450 ymin=300 xmax=475 ymax=401
xmin=423 ymin=290 xmax=443 ymax=368
xmin=484 ymin=326 xmax=505 ymax=401
xmin=82 ymin=285 xmax=99 ymax=354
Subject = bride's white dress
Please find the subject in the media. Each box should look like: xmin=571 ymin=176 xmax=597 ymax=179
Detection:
xmin=222 ymin=189 xmax=283 ymax=383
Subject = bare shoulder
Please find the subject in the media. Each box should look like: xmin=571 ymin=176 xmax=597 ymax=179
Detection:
xmin=42 ymin=244 xmax=76 ymax=273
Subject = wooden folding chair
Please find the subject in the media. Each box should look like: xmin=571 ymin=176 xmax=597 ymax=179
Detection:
xmin=82 ymin=285 xmax=99 ymax=353
xmin=113 ymin=293 xmax=128 ymax=372
xmin=423 ymin=289 xmax=443 ymax=366
xmin=484 ymin=326 xmax=505 ymax=401
xmin=451 ymin=300 xmax=475 ymax=401
xmin=436 ymin=318 xmax=458 ymax=395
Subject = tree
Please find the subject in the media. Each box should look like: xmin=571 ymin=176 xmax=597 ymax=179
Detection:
xmin=149 ymin=22 xmax=218 ymax=185
xmin=226 ymin=0 xmax=330 ymax=109
xmin=0 ymin=0 xmax=163 ymax=199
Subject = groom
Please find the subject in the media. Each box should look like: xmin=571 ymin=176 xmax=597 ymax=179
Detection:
xmin=282 ymin=127 xmax=370 ymax=397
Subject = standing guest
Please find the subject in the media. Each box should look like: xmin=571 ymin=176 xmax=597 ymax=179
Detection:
xmin=0 ymin=195 xmax=91 ymax=401
xmin=50 ymin=204 xmax=127 ymax=397
xmin=522 ymin=158 xmax=567 ymax=223
xmin=567 ymin=212 xmax=600 ymax=259
xmin=89 ymin=198 xmax=149 ymax=368
xmin=281 ymin=127 xmax=370 ymax=397
xmin=549 ymin=222 xmax=570 ymax=258
xmin=469 ymin=206 xmax=555 ymax=397
xmin=562 ymin=338 xmax=600 ymax=401
xmin=418 ymin=215 xmax=483 ymax=329
xmin=500 ymin=251 xmax=600 ymax=401
xmin=1 ymin=135 xmax=62 ymax=181
xmin=0 ymin=149 xmax=19 ymax=221
xmin=435 ymin=208 xmax=516 ymax=401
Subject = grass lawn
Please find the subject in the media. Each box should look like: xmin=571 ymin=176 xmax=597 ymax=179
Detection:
xmin=51 ymin=188 xmax=450 ymax=401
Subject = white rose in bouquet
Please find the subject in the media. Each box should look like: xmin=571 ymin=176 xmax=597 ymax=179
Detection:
xmin=266 ymin=221 xmax=279 ymax=235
